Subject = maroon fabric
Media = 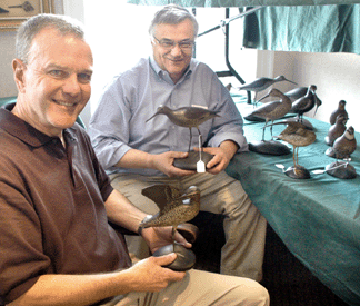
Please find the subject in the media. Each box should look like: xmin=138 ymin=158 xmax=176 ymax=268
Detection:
xmin=0 ymin=104 xmax=131 ymax=304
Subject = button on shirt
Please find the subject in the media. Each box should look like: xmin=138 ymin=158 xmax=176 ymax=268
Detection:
xmin=89 ymin=57 xmax=248 ymax=177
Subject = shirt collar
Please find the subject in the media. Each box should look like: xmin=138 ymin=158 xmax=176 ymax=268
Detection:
xmin=149 ymin=56 xmax=194 ymax=84
xmin=0 ymin=103 xmax=75 ymax=148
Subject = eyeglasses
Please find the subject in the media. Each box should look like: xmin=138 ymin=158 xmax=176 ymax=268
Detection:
xmin=153 ymin=37 xmax=194 ymax=51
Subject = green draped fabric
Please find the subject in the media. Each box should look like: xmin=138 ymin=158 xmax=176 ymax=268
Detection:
xmin=243 ymin=4 xmax=360 ymax=54
xmin=128 ymin=0 xmax=360 ymax=7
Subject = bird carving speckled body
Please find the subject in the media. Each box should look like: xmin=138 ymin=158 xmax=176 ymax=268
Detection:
xmin=249 ymin=88 xmax=292 ymax=140
xmin=327 ymin=126 xmax=357 ymax=159
xmin=147 ymin=106 xmax=219 ymax=152
xmin=274 ymin=121 xmax=316 ymax=167
xmin=139 ymin=185 xmax=201 ymax=232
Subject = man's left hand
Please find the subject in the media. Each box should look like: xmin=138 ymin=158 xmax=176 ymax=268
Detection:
xmin=141 ymin=227 xmax=191 ymax=254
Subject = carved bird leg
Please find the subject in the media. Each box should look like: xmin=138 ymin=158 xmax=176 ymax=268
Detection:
xmin=188 ymin=128 xmax=192 ymax=152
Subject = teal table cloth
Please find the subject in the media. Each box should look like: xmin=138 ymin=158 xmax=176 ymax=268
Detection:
xmin=227 ymin=95 xmax=360 ymax=306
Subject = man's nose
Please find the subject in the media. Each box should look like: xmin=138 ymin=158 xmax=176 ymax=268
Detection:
xmin=63 ymin=74 xmax=81 ymax=96
xmin=170 ymin=44 xmax=183 ymax=57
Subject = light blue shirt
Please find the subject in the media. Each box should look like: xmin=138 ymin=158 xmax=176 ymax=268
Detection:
xmin=89 ymin=57 xmax=248 ymax=176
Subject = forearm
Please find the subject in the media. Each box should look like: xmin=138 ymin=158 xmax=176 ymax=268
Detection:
xmin=104 ymin=189 xmax=147 ymax=233
xmin=115 ymin=149 xmax=155 ymax=170
xmin=9 ymin=270 xmax=137 ymax=306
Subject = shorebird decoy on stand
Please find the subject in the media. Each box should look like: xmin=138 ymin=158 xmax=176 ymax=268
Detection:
xmin=139 ymin=185 xmax=201 ymax=271
xmin=289 ymin=85 xmax=322 ymax=129
xmin=147 ymin=106 xmax=219 ymax=171
xmin=272 ymin=120 xmax=317 ymax=179
xmin=237 ymin=75 xmax=297 ymax=105
xmin=247 ymin=88 xmax=292 ymax=156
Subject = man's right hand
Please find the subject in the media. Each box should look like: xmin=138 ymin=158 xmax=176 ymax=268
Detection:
xmin=124 ymin=254 xmax=186 ymax=292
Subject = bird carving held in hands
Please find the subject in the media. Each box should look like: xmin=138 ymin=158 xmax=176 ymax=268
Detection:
xmin=139 ymin=185 xmax=201 ymax=240
xmin=326 ymin=126 xmax=357 ymax=159
xmin=249 ymin=88 xmax=292 ymax=140
xmin=330 ymin=100 xmax=348 ymax=125
xmin=147 ymin=106 xmax=219 ymax=152
xmin=325 ymin=115 xmax=348 ymax=146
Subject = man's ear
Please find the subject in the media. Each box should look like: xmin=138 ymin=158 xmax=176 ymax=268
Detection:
xmin=12 ymin=58 xmax=26 ymax=93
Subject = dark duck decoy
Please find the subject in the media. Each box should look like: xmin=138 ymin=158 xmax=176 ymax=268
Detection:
xmin=326 ymin=126 xmax=357 ymax=159
xmin=249 ymin=88 xmax=292 ymax=140
xmin=330 ymin=100 xmax=348 ymax=125
xmin=325 ymin=115 xmax=348 ymax=146
xmin=273 ymin=120 xmax=316 ymax=179
xmin=147 ymin=106 xmax=219 ymax=152
xmin=139 ymin=185 xmax=201 ymax=271
xmin=290 ymin=85 xmax=321 ymax=121
xmin=238 ymin=75 xmax=297 ymax=101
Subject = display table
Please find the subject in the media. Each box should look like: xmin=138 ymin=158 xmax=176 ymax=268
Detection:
xmin=226 ymin=94 xmax=360 ymax=306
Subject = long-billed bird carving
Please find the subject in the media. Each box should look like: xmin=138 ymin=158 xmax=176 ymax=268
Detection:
xmin=249 ymin=88 xmax=292 ymax=140
xmin=290 ymin=85 xmax=321 ymax=122
xmin=147 ymin=106 xmax=219 ymax=152
xmin=238 ymin=76 xmax=297 ymax=102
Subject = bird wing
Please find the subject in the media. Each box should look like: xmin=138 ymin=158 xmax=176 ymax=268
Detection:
xmin=141 ymin=185 xmax=182 ymax=212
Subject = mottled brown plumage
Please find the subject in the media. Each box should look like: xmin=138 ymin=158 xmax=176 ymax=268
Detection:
xmin=250 ymin=88 xmax=292 ymax=140
xmin=139 ymin=185 xmax=200 ymax=233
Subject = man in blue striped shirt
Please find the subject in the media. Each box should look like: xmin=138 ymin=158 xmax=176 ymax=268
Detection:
xmin=89 ymin=5 xmax=267 ymax=282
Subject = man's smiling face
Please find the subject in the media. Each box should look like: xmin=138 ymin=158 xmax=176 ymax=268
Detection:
xmin=152 ymin=19 xmax=194 ymax=84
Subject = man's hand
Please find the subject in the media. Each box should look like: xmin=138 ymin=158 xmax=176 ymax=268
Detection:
xmin=194 ymin=140 xmax=239 ymax=175
xmin=141 ymin=227 xmax=191 ymax=254
xmin=151 ymin=151 xmax=197 ymax=177
xmin=125 ymin=254 xmax=186 ymax=292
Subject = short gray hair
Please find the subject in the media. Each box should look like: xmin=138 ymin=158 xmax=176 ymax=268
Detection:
xmin=149 ymin=5 xmax=199 ymax=38
xmin=16 ymin=13 xmax=85 ymax=64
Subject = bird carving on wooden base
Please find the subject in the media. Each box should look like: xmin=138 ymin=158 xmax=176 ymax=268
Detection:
xmin=147 ymin=106 xmax=219 ymax=152
xmin=139 ymin=185 xmax=201 ymax=242
xmin=249 ymin=88 xmax=292 ymax=140
xmin=330 ymin=100 xmax=348 ymax=125
xmin=290 ymin=85 xmax=321 ymax=122
xmin=326 ymin=126 xmax=357 ymax=159
xmin=272 ymin=120 xmax=316 ymax=179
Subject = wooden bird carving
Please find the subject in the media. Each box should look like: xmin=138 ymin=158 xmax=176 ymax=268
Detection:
xmin=147 ymin=106 xmax=219 ymax=152
xmin=325 ymin=115 xmax=348 ymax=146
xmin=249 ymin=88 xmax=292 ymax=140
xmin=330 ymin=100 xmax=348 ymax=125
xmin=139 ymin=185 xmax=200 ymax=231
xmin=327 ymin=126 xmax=357 ymax=159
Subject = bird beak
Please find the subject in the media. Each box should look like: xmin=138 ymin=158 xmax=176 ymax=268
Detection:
xmin=146 ymin=113 xmax=158 ymax=122
xmin=285 ymin=78 xmax=298 ymax=85
xmin=258 ymin=94 xmax=270 ymax=102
